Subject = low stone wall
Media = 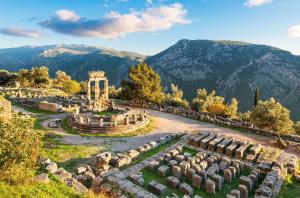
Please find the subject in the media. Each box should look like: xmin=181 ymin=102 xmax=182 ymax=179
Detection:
xmin=116 ymin=100 xmax=300 ymax=143
xmin=38 ymin=101 xmax=61 ymax=112
xmin=69 ymin=116 xmax=150 ymax=134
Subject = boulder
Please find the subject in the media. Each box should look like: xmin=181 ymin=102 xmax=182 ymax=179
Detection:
xmin=148 ymin=180 xmax=167 ymax=195
xmin=166 ymin=176 xmax=180 ymax=188
xmin=205 ymin=179 xmax=216 ymax=194
xmin=158 ymin=165 xmax=170 ymax=177
xmin=179 ymin=183 xmax=194 ymax=196
xmin=33 ymin=173 xmax=49 ymax=183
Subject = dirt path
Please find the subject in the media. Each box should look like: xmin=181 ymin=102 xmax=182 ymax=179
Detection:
xmin=37 ymin=107 xmax=299 ymax=157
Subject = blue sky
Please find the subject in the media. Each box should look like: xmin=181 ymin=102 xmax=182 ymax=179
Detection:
xmin=0 ymin=0 xmax=300 ymax=55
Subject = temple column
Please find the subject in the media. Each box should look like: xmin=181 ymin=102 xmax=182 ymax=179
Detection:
xmin=87 ymin=80 xmax=91 ymax=101
xmin=94 ymin=80 xmax=100 ymax=99
xmin=103 ymin=80 xmax=109 ymax=99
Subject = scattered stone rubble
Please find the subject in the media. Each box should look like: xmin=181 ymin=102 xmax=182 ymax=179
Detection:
xmin=40 ymin=158 xmax=88 ymax=194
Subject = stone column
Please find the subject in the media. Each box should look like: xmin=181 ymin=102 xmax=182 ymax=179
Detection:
xmin=99 ymin=118 xmax=104 ymax=127
xmin=87 ymin=81 xmax=91 ymax=101
xmin=125 ymin=116 xmax=130 ymax=125
xmin=103 ymin=80 xmax=108 ymax=99
xmin=94 ymin=80 xmax=100 ymax=99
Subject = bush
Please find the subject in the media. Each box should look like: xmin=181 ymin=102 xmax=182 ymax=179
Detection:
xmin=0 ymin=116 xmax=43 ymax=184
xmin=63 ymin=80 xmax=81 ymax=95
xmin=250 ymin=98 xmax=294 ymax=134
xmin=163 ymin=84 xmax=190 ymax=108
xmin=191 ymin=88 xmax=238 ymax=118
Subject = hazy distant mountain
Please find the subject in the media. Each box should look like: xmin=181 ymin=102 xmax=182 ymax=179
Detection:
xmin=1 ymin=40 xmax=300 ymax=119
xmin=0 ymin=44 xmax=145 ymax=84
xmin=147 ymin=39 xmax=300 ymax=119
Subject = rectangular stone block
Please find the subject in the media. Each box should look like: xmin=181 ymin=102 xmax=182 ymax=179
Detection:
xmin=216 ymin=137 xmax=233 ymax=154
xmin=158 ymin=165 xmax=170 ymax=177
xmin=148 ymin=181 xmax=167 ymax=195
xmin=226 ymin=142 xmax=240 ymax=157
xmin=200 ymin=133 xmax=217 ymax=149
xmin=166 ymin=176 xmax=180 ymax=188
xmin=208 ymin=135 xmax=225 ymax=151
xmin=235 ymin=143 xmax=251 ymax=159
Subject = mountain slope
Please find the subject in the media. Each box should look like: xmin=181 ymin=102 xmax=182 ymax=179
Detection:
xmin=1 ymin=41 xmax=300 ymax=119
xmin=146 ymin=39 xmax=300 ymax=119
xmin=0 ymin=44 xmax=145 ymax=84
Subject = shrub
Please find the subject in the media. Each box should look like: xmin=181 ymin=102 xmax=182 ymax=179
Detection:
xmin=250 ymin=98 xmax=294 ymax=134
xmin=0 ymin=116 xmax=43 ymax=184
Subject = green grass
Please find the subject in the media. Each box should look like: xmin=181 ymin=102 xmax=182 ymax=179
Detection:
xmin=42 ymin=135 xmax=101 ymax=172
xmin=0 ymin=174 xmax=81 ymax=198
xmin=141 ymin=167 xmax=260 ymax=198
xmin=11 ymin=100 xmax=58 ymax=114
xmin=121 ymin=137 xmax=182 ymax=170
xmin=33 ymin=118 xmax=48 ymax=130
xmin=61 ymin=116 xmax=156 ymax=138
xmin=277 ymin=174 xmax=300 ymax=198
xmin=182 ymin=146 xmax=198 ymax=156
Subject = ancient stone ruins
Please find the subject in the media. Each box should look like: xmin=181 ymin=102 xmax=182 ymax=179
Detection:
xmin=64 ymin=131 xmax=298 ymax=198
xmin=69 ymin=71 xmax=150 ymax=134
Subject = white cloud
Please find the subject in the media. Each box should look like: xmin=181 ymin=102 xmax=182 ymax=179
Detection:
xmin=0 ymin=27 xmax=41 ymax=38
xmin=288 ymin=24 xmax=300 ymax=38
xmin=39 ymin=3 xmax=190 ymax=38
xmin=244 ymin=0 xmax=272 ymax=8
xmin=55 ymin=9 xmax=80 ymax=21
xmin=146 ymin=0 xmax=153 ymax=4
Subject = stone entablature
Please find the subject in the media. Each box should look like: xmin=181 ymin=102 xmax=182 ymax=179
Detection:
xmin=0 ymin=96 xmax=11 ymax=119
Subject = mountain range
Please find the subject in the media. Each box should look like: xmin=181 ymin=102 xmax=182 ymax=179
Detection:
xmin=1 ymin=40 xmax=300 ymax=120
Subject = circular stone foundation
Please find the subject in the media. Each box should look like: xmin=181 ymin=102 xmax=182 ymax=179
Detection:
xmin=69 ymin=107 xmax=150 ymax=134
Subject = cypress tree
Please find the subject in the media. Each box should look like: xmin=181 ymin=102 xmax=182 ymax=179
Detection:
xmin=254 ymin=87 xmax=260 ymax=106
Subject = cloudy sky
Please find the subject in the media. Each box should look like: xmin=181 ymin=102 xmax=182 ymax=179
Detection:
xmin=0 ymin=0 xmax=300 ymax=55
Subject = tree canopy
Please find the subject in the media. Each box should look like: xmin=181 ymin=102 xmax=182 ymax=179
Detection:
xmin=121 ymin=62 xmax=163 ymax=103
xmin=191 ymin=88 xmax=238 ymax=118
xmin=63 ymin=79 xmax=81 ymax=94
xmin=53 ymin=70 xmax=71 ymax=89
xmin=17 ymin=66 xmax=50 ymax=88
xmin=250 ymin=98 xmax=294 ymax=134
xmin=163 ymin=83 xmax=189 ymax=108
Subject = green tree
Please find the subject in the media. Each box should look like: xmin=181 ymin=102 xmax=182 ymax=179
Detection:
xmin=31 ymin=66 xmax=51 ymax=88
xmin=17 ymin=69 xmax=32 ymax=87
xmin=163 ymin=83 xmax=189 ymax=108
xmin=250 ymin=98 xmax=294 ymax=134
xmin=63 ymin=79 xmax=81 ymax=94
xmin=224 ymin=98 xmax=239 ymax=119
xmin=0 ymin=115 xmax=42 ymax=184
xmin=192 ymin=88 xmax=239 ymax=117
xmin=239 ymin=110 xmax=252 ymax=122
xmin=191 ymin=89 xmax=224 ymax=112
xmin=0 ymin=70 xmax=17 ymax=86
xmin=294 ymin=121 xmax=300 ymax=135
xmin=109 ymin=85 xmax=121 ymax=99
xmin=53 ymin=70 xmax=71 ymax=89
xmin=120 ymin=62 xmax=163 ymax=103
xmin=254 ymin=87 xmax=260 ymax=106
